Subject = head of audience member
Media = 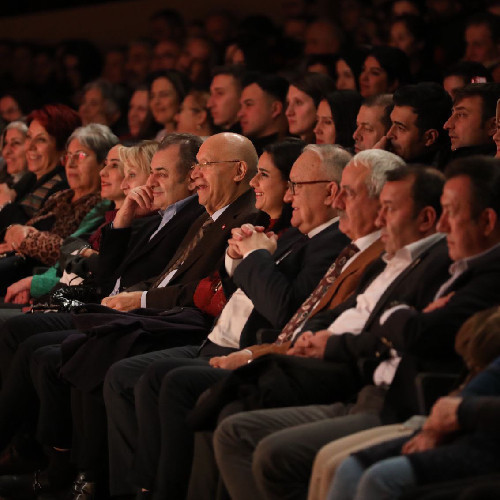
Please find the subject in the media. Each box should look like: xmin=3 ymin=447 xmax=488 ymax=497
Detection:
xmin=59 ymin=40 xmax=103 ymax=99
xmin=0 ymin=94 xmax=24 ymax=123
xmin=335 ymin=149 xmax=405 ymax=241
xmin=176 ymin=36 xmax=214 ymax=87
xmin=101 ymin=48 xmax=126 ymax=86
xmin=148 ymin=70 xmax=189 ymax=135
xmin=286 ymin=72 xmax=336 ymax=144
xmin=126 ymin=86 xmax=150 ymax=139
xmin=78 ymin=80 xmax=122 ymax=127
xmin=207 ymin=65 xmax=245 ymax=131
xmin=119 ymin=141 xmax=158 ymax=194
xmin=464 ymin=13 xmax=500 ymax=68
xmin=149 ymin=8 xmax=186 ymax=42
xmin=443 ymin=61 xmax=493 ymax=99
xmin=284 ymin=144 xmax=351 ymax=234
xmin=305 ymin=54 xmax=338 ymax=80
xmin=353 ymin=94 xmax=394 ymax=153
xmin=238 ymin=73 xmax=289 ymax=140
xmin=250 ymin=138 xmax=305 ymax=224
xmin=303 ymin=18 xmax=343 ymax=55
xmin=444 ymin=83 xmax=500 ymax=152
xmin=191 ymin=132 xmax=258 ymax=215
xmin=175 ymin=90 xmax=214 ymax=137
xmin=205 ymin=11 xmax=234 ymax=46
xmin=225 ymin=34 xmax=267 ymax=70
xmin=494 ymin=99 xmax=500 ymax=158
xmin=335 ymin=50 xmax=367 ymax=91
xmin=151 ymin=40 xmax=181 ymax=72
xmin=314 ymin=90 xmax=362 ymax=148
xmin=99 ymin=144 xmax=126 ymax=208
xmin=64 ymin=123 xmax=119 ymax=201
xmin=386 ymin=82 xmax=452 ymax=162
xmin=145 ymin=134 xmax=201 ymax=211
xmin=438 ymin=156 xmax=500 ymax=261
xmin=125 ymin=39 xmax=153 ymax=87
xmin=1 ymin=121 xmax=28 ymax=177
xmin=359 ymin=46 xmax=411 ymax=99
xmin=391 ymin=0 xmax=421 ymax=17
xmin=389 ymin=15 xmax=427 ymax=60
xmin=377 ymin=165 xmax=445 ymax=256
xmin=26 ymin=104 xmax=81 ymax=180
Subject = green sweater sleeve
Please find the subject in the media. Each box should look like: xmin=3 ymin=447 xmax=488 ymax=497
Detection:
xmin=30 ymin=200 xmax=112 ymax=297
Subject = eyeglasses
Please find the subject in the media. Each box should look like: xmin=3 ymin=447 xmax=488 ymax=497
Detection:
xmin=191 ymin=160 xmax=241 ymax=170
xmin=287 ymin=180 xmax=331 ymax=195
xmin=62 ymin=151 xmax=90 ymax=165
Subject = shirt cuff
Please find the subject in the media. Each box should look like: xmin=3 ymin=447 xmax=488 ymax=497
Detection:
xmin=380 ymin=304 xmax=410 ymax=325
xmin=140 ymin=291 xmax=147 ymax=308
xmin=225 ymin=251 xmax=242 ymax=276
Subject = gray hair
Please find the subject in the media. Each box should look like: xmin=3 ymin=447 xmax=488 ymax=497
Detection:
xmin=67 ymin=123 xmax=119 ymax=164
xmin=304 ymin=144 xmax=352 ymax=184
xmin=159 ymin=133 xmax=203 ymax=178
xmin=350 ymin=149 xmax=406 ymax=197
xmin=1 ymin=120 xmax=28 ymax=148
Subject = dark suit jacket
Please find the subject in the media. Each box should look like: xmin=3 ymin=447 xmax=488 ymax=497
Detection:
xmin=233 ymin=221 xmax=349 ymax=347
xmin=140 ymin=189 xmax=267 ymax=310
xmin=247 ymin=237 xmax=385 ymax=358
xmin=97 ymin=196 xmax=205 ymax=295
xmin=304 ymin=237 xmax=451 ymax=364
xmin=380 ymin=242 xmax=500 ymax=422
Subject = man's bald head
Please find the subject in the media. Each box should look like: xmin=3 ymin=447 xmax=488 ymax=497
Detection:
xmin=191 ymin=133 xmax=257 ymax=214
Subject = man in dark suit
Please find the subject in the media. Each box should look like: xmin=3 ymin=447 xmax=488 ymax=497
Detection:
xmin=0 ymin=132 xmax=263 ymax=492
xmin=214 ymin=156 xmax=500 ymax=500
xmin=102 ymin=143 xmax=352 ymax=499
xmin=96 ymin=134 xmax=206 ymax=295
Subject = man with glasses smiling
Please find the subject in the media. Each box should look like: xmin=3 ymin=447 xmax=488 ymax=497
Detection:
xmin=102 ymin=143 xmax=351 ymax=500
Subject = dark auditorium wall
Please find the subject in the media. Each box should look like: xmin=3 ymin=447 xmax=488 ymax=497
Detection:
xmin=0 ymin=0 xmax=284 ymax=47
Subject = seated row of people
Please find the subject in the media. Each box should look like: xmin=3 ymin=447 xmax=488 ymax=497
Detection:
xmin=0 ymin=83 xmax=499 ymax=500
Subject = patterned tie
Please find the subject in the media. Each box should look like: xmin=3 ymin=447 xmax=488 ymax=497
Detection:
xmin=275 ymin=242 xmax=359 ymax=344
xmin=152 ymin=217 xmax=214 ymax=288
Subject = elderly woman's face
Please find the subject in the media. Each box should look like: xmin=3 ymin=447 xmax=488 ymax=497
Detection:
xmin=79 ymin=87 xmax=108 ymax=126
xmin=64 ymin=138 xmax=102 ymax=195
xmin=2 ymin=128 xmax=27 ymax=175
xmin=26 ymin=120 xmax=60 ymax=178
xmin=150 ymin=77 xmax=180 ymax=127
xmin=359 ymin=56 xmax=390 ymax=98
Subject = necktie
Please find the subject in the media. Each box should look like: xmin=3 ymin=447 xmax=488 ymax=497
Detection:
xmin=275 ymin=242 xmax=359 ymax=344
xmin=152 ymin=217 xmax=214 ymax=288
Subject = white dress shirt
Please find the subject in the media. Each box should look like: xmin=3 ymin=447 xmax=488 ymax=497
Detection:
xmin=209 ymin=217 xmax=339 ymax=348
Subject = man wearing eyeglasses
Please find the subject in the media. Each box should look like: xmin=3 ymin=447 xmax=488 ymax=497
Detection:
xmin=102 ymin=143 xmax=352 ymax=499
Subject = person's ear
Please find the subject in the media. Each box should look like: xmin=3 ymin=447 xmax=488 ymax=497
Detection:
xmin=423 ymin=129 xmax=439 ymax=147
xmin=418 ymin=206 xmax=437 ymax=232
xmin=233 ymin=160 xmax=247 ymax=182
xmin=324 ymin=181 xmax=339 ymax=207
xmin=270 ymin=100 xmax=283 ymax=120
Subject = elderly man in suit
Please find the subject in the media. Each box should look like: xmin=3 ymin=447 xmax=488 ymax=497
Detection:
xmin=0 ymin=133 xmax=263 ymax=494
xmin=214 ymin=156 xmax=500 ymax=500
xmin=102 ymin=143 xmax=353 ymax=500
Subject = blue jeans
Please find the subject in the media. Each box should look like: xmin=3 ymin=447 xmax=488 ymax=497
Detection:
xmin=327 ymin=454 xmax=417 ymax=500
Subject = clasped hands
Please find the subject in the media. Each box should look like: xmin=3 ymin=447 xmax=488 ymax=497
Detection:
xmin=287 ymin=329 xmax=331 ymax=358
xmin=0 ymin=224 xmax=36 ymax=254
xmin=401 ymin=396 xmax=462 ymax=454
xmin=227 ymin=223 xmax=278 ymax=260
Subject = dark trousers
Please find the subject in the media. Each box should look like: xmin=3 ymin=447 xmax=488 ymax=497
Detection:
xmin=0 ymin=330 xmax=72 ymax=451
xmin=0 ymin=312 xmax=74 ymax=383
xmin=134 ymin=357 xmax=231 ymax=500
